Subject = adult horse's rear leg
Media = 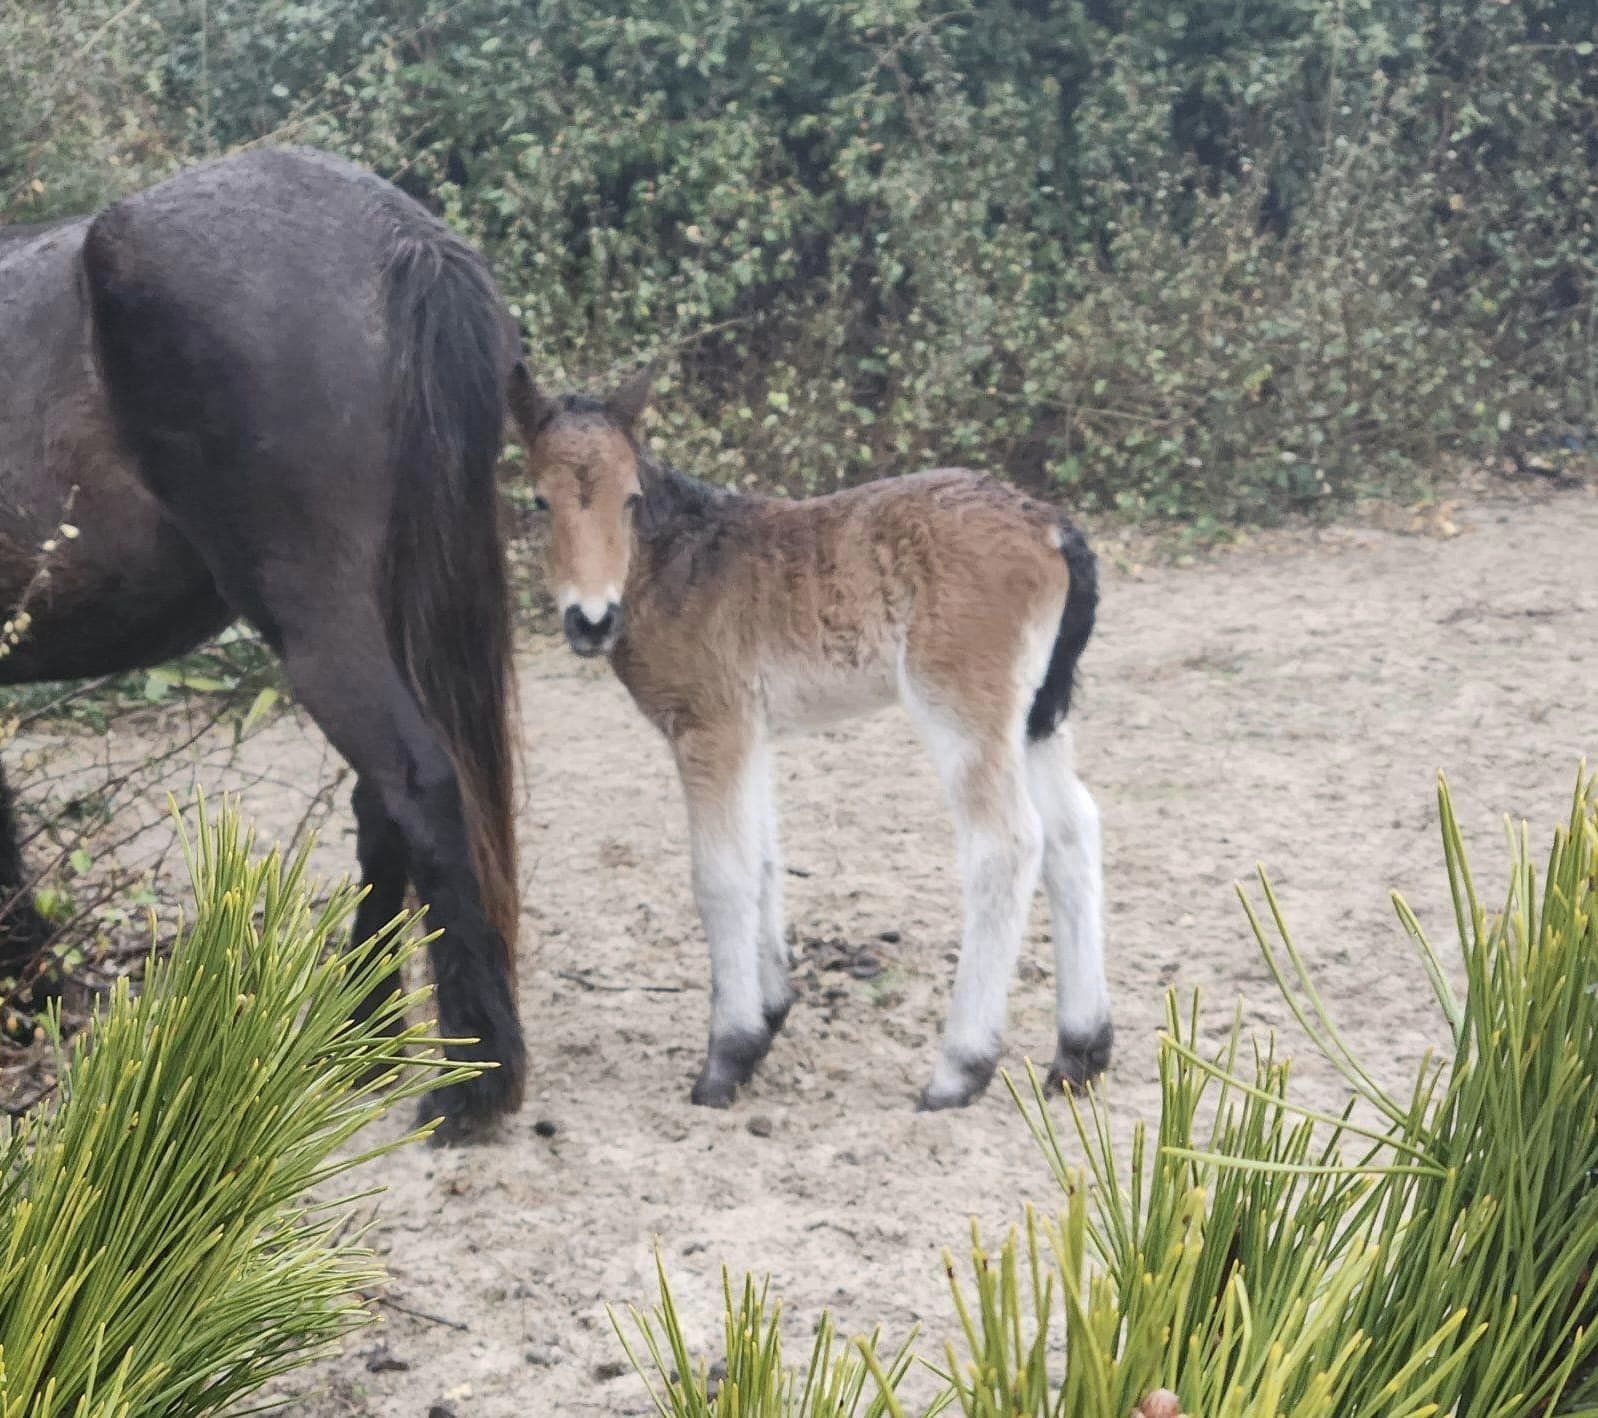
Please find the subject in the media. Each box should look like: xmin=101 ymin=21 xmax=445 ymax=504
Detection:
xmin=283 ymin=634 xmax=524 ymax=1140
xmin=347 ymin=778 xmax=409 ymax=1034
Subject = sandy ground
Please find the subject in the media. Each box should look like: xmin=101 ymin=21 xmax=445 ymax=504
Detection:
xmin=21 ymin=483 xmax=1598 ymax=1415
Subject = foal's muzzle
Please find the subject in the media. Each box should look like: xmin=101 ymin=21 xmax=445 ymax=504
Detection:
xmin=564 ymin=602 xmax=623 ymax=657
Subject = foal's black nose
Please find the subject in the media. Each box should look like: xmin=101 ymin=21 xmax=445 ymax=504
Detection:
xmin=563 ymin=602 xmax=623 ymax=654
xmin=572 ymin=603 xmax=618 ymax=637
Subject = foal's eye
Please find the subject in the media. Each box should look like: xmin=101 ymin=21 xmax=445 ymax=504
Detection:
xmin=532 ymin=494 xmax=550 ymax=513
xmin=625 ymin=493 xmax=643 ymax=514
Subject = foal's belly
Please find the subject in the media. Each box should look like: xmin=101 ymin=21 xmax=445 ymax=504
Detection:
xmin=758 ymin=650 xmax=899 ymax=736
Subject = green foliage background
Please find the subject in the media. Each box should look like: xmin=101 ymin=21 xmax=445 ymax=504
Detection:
xmin=2 ymin=0 xmax=1593 ymax=523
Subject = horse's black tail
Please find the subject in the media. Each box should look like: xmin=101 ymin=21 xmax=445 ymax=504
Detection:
xmin=380 ymin=229 xmax=519 ymax=968
xmin=1026 ymin=518 xmax=1098 ymax=742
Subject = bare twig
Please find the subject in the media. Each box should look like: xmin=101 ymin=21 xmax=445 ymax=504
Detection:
xmin=373 ymin=1295 xmax=471 ymax=1333
xmin=556 ymin=970 xmax=685 ymax=995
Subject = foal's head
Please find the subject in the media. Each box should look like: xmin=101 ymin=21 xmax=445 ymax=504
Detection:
xmin=509 ymin=364 xmax=655 ymax=658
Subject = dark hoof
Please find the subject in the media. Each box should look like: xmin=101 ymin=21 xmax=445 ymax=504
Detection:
xmin=1046 ymin=1021 xmax=1114 ymax=1095
xmin=689 ymin=1025 xmax=772 ymax=1108
xmin=416 ymin=1016 xmax=527 ymax=1144
xmin=417 ymin=1060 xmax=521 ymax=1146
xmin=689 ymin=1074 xmax=739 ymax=1108
xmin=423 ymin=1105 xmax=505 ymax=1148
xmin=917 ymin=1053 xmax=997 ymax=1112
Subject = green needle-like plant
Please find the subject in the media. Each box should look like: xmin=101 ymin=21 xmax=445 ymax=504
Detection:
xmin=614 ymin=1251 xmax=922 ymax=1418
xmin=0 ymin=801 xmax=472 ymax=1417
xmin=1305 ymin=772 xmax=1598 ymax=1415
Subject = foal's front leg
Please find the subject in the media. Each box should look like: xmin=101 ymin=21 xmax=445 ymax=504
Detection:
xmin=756 ymin=780 xmax=796 ymax=1036
xmin=674 ymin=724 xmax=774 ymax=1107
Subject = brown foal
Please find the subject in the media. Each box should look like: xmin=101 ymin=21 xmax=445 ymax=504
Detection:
xmin=512 ymin=366 xmax=1109 ymax=1110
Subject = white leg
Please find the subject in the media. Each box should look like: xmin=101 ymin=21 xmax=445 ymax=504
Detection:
xmin=904 ymin=680 xmax=1043 ymax=1109
xmin=755 ymin=776 xmax=795 ymax=1032
xmin=675 ymin=728 xmax=773 ymax=1107
xmin=1026 ymin=727 xmax=1112 ymax=1091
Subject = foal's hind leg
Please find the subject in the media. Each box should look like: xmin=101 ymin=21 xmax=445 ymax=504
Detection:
xmin=1025 ymin=727 xmax=1112 ymax=1093
xmin=674 ymin=723 xmax=777 ymax=1107
xmin=905 ymin=687 xmax=1044 ymax=1110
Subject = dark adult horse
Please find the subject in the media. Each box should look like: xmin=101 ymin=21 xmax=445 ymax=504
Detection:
xmin=0 ymin=147 xmax=524 ymax=1140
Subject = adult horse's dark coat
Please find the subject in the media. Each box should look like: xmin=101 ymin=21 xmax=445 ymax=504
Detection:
xmin=0 ymin=147 xmax=525 ymax=1137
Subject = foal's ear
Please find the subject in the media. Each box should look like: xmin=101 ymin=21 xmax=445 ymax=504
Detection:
xmin=507 ymin=361 xmax=556 ymax=440
xmin=607 ymin=361 xmax=658 ymax=435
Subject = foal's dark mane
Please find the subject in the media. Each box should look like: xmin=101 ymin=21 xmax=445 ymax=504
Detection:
xmin=639 ymin=452 xmax=739 ymax=532
xmin=634 ymin=440 xmax=749 ymax=593
xmin=542 ymin=390 xmax=608 ymax=431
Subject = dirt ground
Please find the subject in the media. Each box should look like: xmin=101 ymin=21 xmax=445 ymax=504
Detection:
xmin=23 ymin=481 xmax=1598 ymax=1414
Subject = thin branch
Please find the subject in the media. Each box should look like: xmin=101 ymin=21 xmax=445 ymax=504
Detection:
xmin=373 ymin=1295 xmax=471 ymax=1333
xmin=556 ymin=970 xmax=685 ymax=995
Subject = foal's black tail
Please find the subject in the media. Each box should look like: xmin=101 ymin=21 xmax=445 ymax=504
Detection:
xmin=380 ymin=230 xmax=519 ymax=968
xmin=1026 ymin=518 xmax=1099 ymax=742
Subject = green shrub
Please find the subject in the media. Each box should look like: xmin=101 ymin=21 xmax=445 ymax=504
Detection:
xmin=0 ymin=1 xmax=183 ymax=218
xmin=0 ymin=803 xmax=469 ymax=1416
xmin=618 ymin=768 xmax=1598 ymax=1414
xmin=1 ymin=1 xmax=1594 ymax=521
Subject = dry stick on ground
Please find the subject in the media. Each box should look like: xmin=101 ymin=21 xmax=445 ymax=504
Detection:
xmin=370 ymin=1295 xmax=472 ymax=1334
xmin=556 ymin=970 xmax=686 ymax=995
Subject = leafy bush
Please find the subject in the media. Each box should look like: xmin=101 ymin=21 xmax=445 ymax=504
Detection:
xmin=0 ymin=1 xmax=183 ymax=218
xmin=0 ymin=803 xmax=467 ymax=1415
xmin=618 ymin=768 xmax=1598 ymax=1414
xmin=4 ymin=0 xmax=1592 ymax=523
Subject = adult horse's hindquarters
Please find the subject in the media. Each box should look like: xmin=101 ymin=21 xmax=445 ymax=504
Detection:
xmin=0 ymin=147 xmax=525 ymax=1141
